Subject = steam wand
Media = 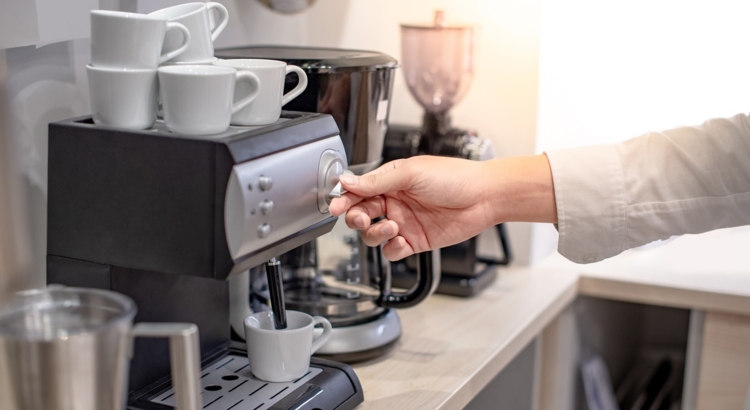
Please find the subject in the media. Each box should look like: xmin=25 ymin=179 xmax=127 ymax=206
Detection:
xmin=265 ymin=257 xmax=287 ymax=329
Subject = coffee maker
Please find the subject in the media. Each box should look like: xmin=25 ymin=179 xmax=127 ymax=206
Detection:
xmin=46 ymin=113 xmax=364 ymax=409
xmin=215 ymin=46 xmax=441 ymax=362
xmin=385 ymin=11 xmax=512 ymax=297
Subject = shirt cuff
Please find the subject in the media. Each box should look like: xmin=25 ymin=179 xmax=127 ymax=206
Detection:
xmin=545 ymin=145 xmax=628 ymax=263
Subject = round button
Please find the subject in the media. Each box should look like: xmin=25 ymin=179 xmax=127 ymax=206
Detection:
xmin=259 ymin=175 xmax=273 ymax=191
xmin=257 ymin=223 xmax=271 ymax=238
xmin=260 ymin=200 xmax=274 ymax=215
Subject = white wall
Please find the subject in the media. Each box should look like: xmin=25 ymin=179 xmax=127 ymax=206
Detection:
xmin=1 ymin=0 xmax=544 ymax=287
xmin=530 ymin=0 xmax=750 ymax=263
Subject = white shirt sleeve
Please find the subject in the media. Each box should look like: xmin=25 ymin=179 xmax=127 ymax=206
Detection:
xmin=545 ymin=113 xmax=750 ymax=264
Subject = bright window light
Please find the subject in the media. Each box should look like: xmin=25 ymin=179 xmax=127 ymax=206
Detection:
xmin=536 ymin=0 xmax=750 ymax=151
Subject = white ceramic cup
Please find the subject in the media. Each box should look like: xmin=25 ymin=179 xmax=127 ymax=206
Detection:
xmin=244 ymin=310 xmax=332 ymax=382
xmin=90 ymin=10 xmax=191 ymax=69
xmin=87 ymin=65 xmax=158 ymax=130
xmin=149 ymin=2 xmax=229 ymax=64
xmin=213 ymin=59 xmax=308 ymax=125
xmin=158 ymin=65 xmax=260 ymax=135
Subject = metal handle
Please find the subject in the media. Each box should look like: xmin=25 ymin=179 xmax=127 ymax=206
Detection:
xmin=378 ymin=248 xmax=441 ymax=308
xmin=132 ymin=323 xmax=202 ymax=410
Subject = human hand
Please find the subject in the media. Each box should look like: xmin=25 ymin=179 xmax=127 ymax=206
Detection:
xmin=328 ymin=155 xmax=557 ymax=261
xmin=329 ymin=156 xmax=503 ymax=260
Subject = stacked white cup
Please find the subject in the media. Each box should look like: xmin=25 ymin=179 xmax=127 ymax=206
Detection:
xmin=87 ymin=3 xmax=308 ymax=135
xmin=87 ymin=10 xmax=191 ymax=130
xmin=151 ymin=2 xmax=264 ymax=135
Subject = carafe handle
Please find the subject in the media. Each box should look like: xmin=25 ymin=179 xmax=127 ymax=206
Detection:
xmin=131 ymin=323 xmax=202 ymax=410
xmin=378 ymin=249 xmax=440 ymax=308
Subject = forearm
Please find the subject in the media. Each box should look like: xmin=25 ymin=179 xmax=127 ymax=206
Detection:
xmin=547 ymin=113 xmax=750 ymax=263
xmin=486 ymin=154 xmax=558 ymax=224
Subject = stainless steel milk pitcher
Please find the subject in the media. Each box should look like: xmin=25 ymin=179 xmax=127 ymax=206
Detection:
xmin=0 ymin=286 xmax=202 ymax=410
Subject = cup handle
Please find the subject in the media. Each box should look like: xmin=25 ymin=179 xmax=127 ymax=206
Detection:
xmin=160 ymin=22 xmax=192 ymax=65
xmin=281 ymin=65 xmax=308 ymax=106
xmin=310 ymin=316 xmax=333 ymax=354
xmin=132 ymin=323 xmax=202 ymax=410
xmin=231 ymin=71 xmax=261 ymax=114
xmin=207 ymin=2 xmax=229 ymax=42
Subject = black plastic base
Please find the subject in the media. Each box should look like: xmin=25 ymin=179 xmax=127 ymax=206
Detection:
xmin=391 ymin=263 xmax=498 ymax=298
xmin=128 ymin=343 xmax=364 ymax=410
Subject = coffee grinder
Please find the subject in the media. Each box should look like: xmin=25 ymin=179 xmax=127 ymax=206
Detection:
xmin=46 ymin=112 xmax=364 ymax=409
xmin=386 ymin=11 xmax=513 ymax=297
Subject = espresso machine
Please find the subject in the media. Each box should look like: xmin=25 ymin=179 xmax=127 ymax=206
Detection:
xmin=46 ymin=112 xmax=364 ymax=409
xmin=385 ymin=11 xmax=512 ymax=297
xmin=215 ymin=46 xmax=441 ymax=362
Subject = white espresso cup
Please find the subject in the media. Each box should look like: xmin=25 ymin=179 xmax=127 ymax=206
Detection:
xmin=213 ymin=59 xmax=308 ymax=125
xmin=158 ymin=65 xmax=260 ymax=135
xmin=90 ymin=10 xmax=191 ymax=69
xmin=87 ymin=65 xmax=158 ymax=130
xmin=244 ymin=310 xmax=332 ymax=382
xmin=149 ymin=2 xmax=229 ymax=64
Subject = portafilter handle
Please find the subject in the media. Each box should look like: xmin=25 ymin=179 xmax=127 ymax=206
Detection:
xmin=378 ymin=247 xmax=441 ymax=309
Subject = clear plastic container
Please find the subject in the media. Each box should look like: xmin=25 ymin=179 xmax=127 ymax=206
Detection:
xmin=400 ymin=10 xmax=477 ymax=114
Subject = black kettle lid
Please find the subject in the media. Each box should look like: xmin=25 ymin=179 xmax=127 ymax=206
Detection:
xmin=214 ymin=46 xmax=398 ymax=73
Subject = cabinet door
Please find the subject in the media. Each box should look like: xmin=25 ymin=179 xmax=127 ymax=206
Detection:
xmin=696 ymin=312 xmax=750 ymax=409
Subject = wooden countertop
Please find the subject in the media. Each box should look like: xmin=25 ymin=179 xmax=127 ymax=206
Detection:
xmin=352 ymin=266 xmax=578 ymax=410
xmin=353 ymin=226 xmax=750 ymax=409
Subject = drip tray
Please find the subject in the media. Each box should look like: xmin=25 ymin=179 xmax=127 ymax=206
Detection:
xmin=150 ymin=353 xmax=322 ymax=410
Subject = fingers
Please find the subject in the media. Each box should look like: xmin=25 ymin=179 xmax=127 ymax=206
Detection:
xmin=329 ymin=160 xmax=408 ymax=217
xmin=344 ymin=196 xmax=386 ymax=229
xmin=338 ymin=161 xmax=411 ymax=198
xmin=382 ymin=236 xmax=416 ymax=261
xmin=361 ymin=219 xmax=399 ymax=246
xmin=361 ymin=220 xmax=416 ymax=260
xmin=329 ymin=192 xmax=365 ymax=217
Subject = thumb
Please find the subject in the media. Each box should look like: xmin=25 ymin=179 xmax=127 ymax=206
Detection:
xmin=339 ymin=168 xmax=412 ymax=197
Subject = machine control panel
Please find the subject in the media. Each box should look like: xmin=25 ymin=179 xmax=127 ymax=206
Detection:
xmin=224 ymin=136 xmax=348 ymax=261
xmin=258 ymin=175 xmax=273 ymax=191
xmin=259 ymin=200 xmax=274 ymax=215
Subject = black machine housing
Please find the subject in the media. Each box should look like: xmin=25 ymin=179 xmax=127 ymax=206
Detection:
xmin=46 ymin=112 xmax=363 ymax=409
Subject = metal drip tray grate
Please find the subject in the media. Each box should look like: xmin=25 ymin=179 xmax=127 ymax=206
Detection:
xmin=150 ymin=353 xmax=322 ymax=410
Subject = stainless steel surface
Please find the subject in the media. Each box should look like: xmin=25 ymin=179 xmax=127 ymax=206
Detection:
xmin=151 ymin=352 xmax=322 ymax=409
xmin=314 ymin=309 xmax=401 ymax=355
xmin=131 ymin=323 xmax=202 ymax=410
xmin=0 ymin=287 xmax=135 ymax=410
xmin=223 ymin=136 xmax=346 ymax=260
xmin=0 ymin=287 xmax=202 ymax=410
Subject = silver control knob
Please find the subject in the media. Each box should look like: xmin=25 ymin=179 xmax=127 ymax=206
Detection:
xmin=317 ymin=150 xmax=347 ymax=214
xmin=258 ymin=175 xmax=273 ymax=191
xmin=257 ymin=223 xmax=271 ymax=238
xmin=259 ymin=200 xmax=274 ymax=215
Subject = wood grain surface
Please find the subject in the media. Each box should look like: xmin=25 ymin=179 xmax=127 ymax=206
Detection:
xmin=695 ymin=312 xmax=750 ymax=410
xmin=352 ymin=266 xmax=578 ymax=410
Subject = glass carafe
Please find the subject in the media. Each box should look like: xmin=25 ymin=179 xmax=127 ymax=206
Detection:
xmin=270 ymin=218 xmax=440 ymax=328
